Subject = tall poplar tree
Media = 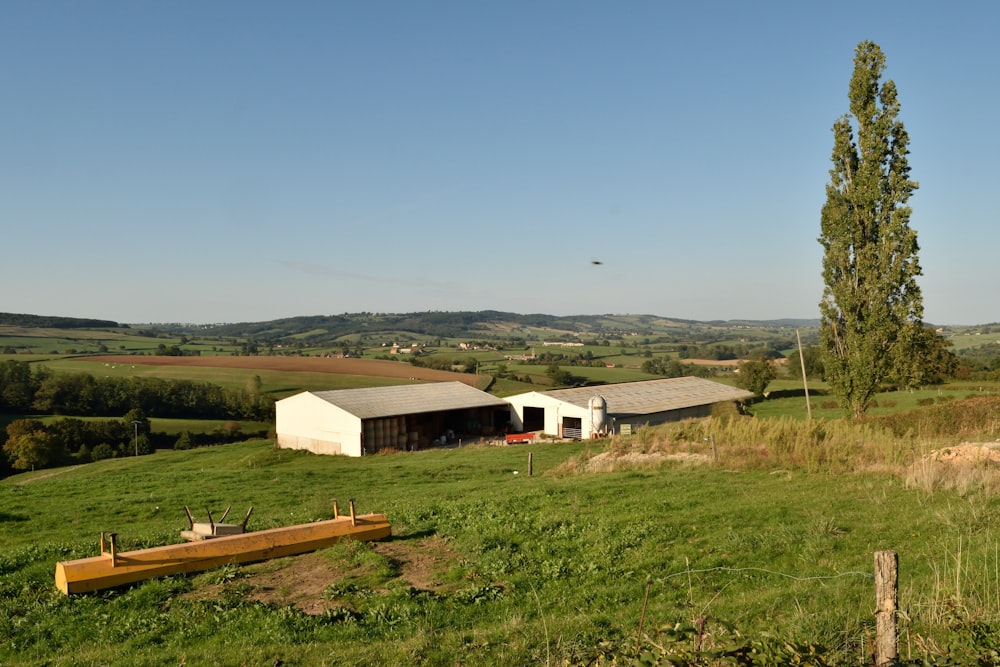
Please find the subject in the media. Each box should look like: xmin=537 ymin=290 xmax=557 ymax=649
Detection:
xmin=818 ymin=41 xmax=923 ymax=418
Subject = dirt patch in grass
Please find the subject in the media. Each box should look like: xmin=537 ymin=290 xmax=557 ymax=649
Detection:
xmin=922 ymin=443 xmax=1000 ymax=465
xmin=904 ymin=443 xmax=1000 ymax=494
xmin=585 ymin=450 xmax=710 ymax=472
xmin=181 ymin=536 xmax=459 ymax=615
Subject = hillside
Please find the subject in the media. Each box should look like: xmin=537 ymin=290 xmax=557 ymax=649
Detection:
xmin=138 ymin=311 xmax=821 ymax=345
xmin=4 ymin=431 xmax=1000 ymax=665
xmin=0 ymin=312 xmax=121 ymax=329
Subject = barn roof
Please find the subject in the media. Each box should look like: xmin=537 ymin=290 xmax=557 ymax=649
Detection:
xmin=538 ymin=377 xmax=753 ymax=417
xmin=309 ymin=381 xmax=508 ymax=419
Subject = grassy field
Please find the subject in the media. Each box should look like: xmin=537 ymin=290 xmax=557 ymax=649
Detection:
xmin=750 ymin=379 xmax=1000 ymax=421
xmin=27 ymin=415 xmax=273 ymax=438
xmin=4 ymin=430 xmax=1000 ymax=665
xmin=17 ymin=357 xmax=414 ymax=398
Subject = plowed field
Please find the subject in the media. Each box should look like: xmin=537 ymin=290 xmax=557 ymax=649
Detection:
xmin=87 ymin=355 xmax=481 ymax=386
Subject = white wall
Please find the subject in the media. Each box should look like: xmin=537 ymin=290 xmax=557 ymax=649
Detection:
xmin=504 ymin=392 xmax=593 ymax=438
xmin=275 ymin=392 xmax=364 ymax=457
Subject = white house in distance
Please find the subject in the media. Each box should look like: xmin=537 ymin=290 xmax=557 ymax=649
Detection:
xmin=275 ymin=382 xmax=511 ymax=457
xmin=504 ymin=377 xmax=754 ymax=440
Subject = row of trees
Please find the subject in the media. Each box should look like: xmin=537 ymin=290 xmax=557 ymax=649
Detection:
xmin=2 ymin=411 xmax=261 ymax=474
xmin=0 ymin=360 xmax=272 ymax=420
xmin=640 ymin=358 xmax=712 ymax=379
xmin=3 ymin=410 xmax=152 ymax=472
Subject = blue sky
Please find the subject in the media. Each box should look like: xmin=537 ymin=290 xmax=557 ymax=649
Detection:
xmin=2 ymin=2 xmax=996 ymax=325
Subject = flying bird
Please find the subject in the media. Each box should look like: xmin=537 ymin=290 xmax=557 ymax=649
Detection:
xmin=591 ymin=258 xmax=603 ymax=266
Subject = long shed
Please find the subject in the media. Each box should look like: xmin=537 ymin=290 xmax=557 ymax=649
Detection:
xmin=276 ymin=382 xmax=511 ymax=457
xmin=504 ymin=377 xmax=754 ymax=439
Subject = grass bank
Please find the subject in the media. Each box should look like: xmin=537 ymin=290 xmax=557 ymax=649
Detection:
xmin=4 ymin=429 xmax=1000 ymax=664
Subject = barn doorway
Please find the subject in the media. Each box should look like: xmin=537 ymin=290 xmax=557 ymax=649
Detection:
xmin=561 ymin=416 xmax=582 ymax=439
xmin=522 ymin=406 xmax=544 ymax=432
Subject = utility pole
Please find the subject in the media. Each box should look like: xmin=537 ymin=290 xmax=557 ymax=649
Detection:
xmin=132 ymin=420 xmax=142 ymax=456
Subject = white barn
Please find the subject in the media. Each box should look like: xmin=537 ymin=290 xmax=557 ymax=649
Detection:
xmin=504 ymin=377 xmax=754 ymax=439
xmin=276 ymin=382 xmax=511 ymax=457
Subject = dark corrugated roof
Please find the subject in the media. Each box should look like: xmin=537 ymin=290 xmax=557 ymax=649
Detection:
xmin=539 ymin=377 xmax=754 ymax=416
xmin=310 ymin=381 xmax=508 ymax=419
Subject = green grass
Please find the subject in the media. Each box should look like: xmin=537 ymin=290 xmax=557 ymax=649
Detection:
xmin=945 ymin=330 xmax=1000 ymax=352
xmin=5 ymin=438 xmax=1000 ymax=664
xmin=0 ymin=327 xmax=214 ymax=355
xmin=29 ymin=415 xmax=272 ymax=438
xmin=751 ymin=381 xmax=1000 ymax=421
xmin=501 ymin=362 xmax=656 ymax=384
xmin=29 ymin=358 xmax=413 ymax=398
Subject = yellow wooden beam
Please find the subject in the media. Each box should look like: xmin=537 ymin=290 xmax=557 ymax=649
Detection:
xmin=55 ymin=513 xmax=391 ymax=595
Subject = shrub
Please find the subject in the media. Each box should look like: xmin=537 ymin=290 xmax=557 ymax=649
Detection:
xmin=91 ymin=443 xmax=115 ymax=461
xmin=174 ymin=431 xmax=195 ymax=451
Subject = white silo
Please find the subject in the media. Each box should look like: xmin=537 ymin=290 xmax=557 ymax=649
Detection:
xmin=588 ymin=395 xmax=608 ymax=437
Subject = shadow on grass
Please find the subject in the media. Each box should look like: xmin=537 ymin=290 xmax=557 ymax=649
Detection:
xmin=765 ymin=388 xmax=829 ymax=400
xmin=0 ymin=511 xmax=29 ymax=523
xmin=389 ymin=528 xmax=436 ymax=541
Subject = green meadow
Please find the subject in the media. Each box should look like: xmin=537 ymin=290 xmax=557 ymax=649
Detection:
xmin=16 ymin=357 xmax=413 ymax=398
xmin=5 ymin=421 xmax=1000 ymax=665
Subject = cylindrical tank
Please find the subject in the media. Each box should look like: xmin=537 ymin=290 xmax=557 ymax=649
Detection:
xmin=589 ymin=395 xmax=608 ymax=436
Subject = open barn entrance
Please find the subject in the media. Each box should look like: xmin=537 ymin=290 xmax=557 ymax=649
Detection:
xmin=561 ymin=416 xmax=582 ymax=439
xmin=523 ymin=406 xmax=544 ymax=432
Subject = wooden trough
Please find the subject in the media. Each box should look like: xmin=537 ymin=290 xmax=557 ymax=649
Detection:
xmin=55 ymin=500 xmax=391 ymax=595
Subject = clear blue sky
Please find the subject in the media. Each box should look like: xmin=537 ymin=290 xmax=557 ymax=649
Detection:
xmin=2 ymin=2 xmax=996 ymax=325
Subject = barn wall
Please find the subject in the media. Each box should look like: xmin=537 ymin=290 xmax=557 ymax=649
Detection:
xmin=504 ymin=392 xmax=591 ymax=438
xmin=546 ymin=403 xmax=589 ymax=438
xmin=275 ymin=393 xmax=363 ymax=457
xmin=275 ymin=434 xmax=343 ymax=456
xmin=613 ymin=404 xmax=712 ymax=432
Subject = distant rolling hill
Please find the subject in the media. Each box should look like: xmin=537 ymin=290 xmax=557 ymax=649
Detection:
xmin=136 ymin=311 xmax=821 ymax=344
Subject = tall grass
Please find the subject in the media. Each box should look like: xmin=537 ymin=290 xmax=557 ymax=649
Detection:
xmin=570 ymin=415 xmax=923 ymax=475
xmin=566 ymin=395 xmax=1000 ymax=477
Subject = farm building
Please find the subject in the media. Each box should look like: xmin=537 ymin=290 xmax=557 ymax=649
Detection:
xmin=275 ymin=382 xmax=511 ymax=457
xmin=504 ymin=377 xmax=754 ymax=439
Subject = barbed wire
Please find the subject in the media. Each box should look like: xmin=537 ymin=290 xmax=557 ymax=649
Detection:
xmin=655 ymin=566 xmax=874 ymax=584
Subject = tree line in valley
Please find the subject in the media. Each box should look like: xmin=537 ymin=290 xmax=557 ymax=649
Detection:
xmin=0 ymin=360 xmax=270 ymax=420
xmin=0 ymin=360 xmax=272 ymax=476
xmin=0 ymin=312 xmax=121 ymax=329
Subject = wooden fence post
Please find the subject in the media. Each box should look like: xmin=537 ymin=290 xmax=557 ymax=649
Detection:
xmin=874 ymin=550 xmax=898 ymax=666
xmin=528 ymin=452 xmax=533 ymax=476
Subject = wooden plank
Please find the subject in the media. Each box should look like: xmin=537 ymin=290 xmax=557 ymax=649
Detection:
xmin=55 ymin=513 xmax=390 ymax=595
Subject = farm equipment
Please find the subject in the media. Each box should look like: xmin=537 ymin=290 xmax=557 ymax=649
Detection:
xmin=55 ymin=499 xmax=390 ymax=595
xmin=505 ymin=432 xmax=536 ymax=444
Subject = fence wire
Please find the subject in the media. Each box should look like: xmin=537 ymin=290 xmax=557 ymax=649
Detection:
xmin=656 ymin=565 xmax=874 ymax=584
